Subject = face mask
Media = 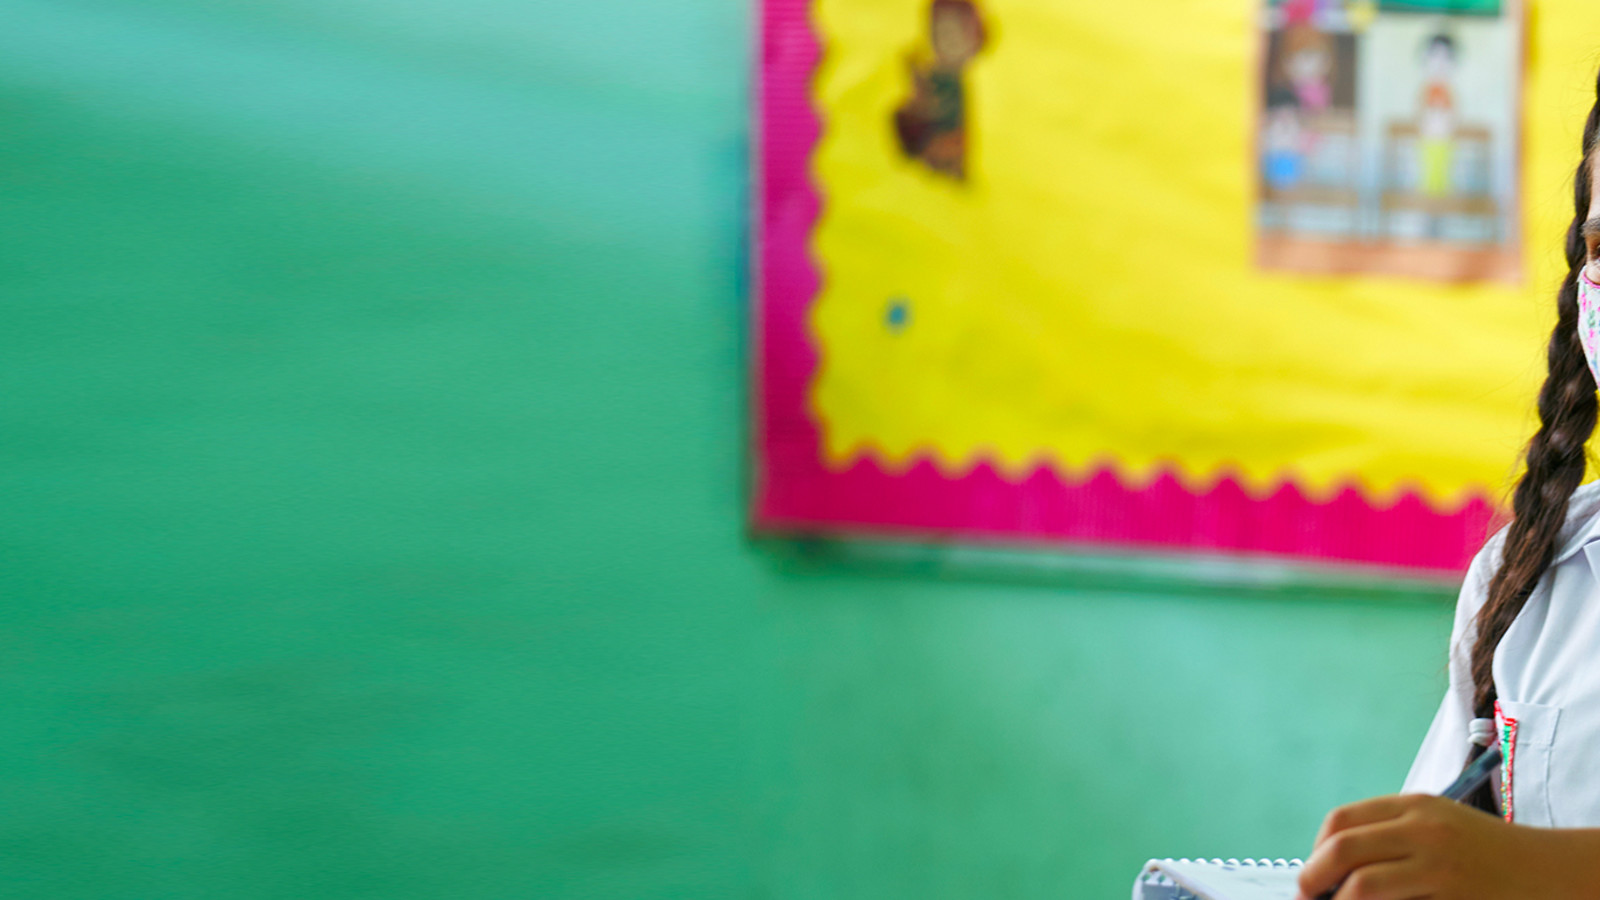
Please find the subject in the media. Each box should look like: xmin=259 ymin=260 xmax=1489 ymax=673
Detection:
xmin=1579 ymin=268 xmax=1600 ymax=385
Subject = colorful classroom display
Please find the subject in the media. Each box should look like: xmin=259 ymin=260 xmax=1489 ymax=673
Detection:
xmin=755 ymin=0 xmax=1588 ymax=572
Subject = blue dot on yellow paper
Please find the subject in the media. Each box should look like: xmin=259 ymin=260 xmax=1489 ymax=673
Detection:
xmin=886 ymin=298 xmax=909 ymax=331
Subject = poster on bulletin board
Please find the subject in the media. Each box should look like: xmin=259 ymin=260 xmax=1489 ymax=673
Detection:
xmin=752 ymin=0 xmax=1575 ymax=573
xmin=1256 ymin=0 xmax=1523 ymax=280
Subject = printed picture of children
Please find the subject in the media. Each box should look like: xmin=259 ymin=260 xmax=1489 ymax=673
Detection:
xmin=1253 ymin=0 xmax=1521 ymax=281
xmin=893 ymin=0 xmax=988 ymax=180
xmin=1376 ymin=22 xmax=1500 ymax=246
xmin=1258 ymin=12 xmax=1358 ymax=223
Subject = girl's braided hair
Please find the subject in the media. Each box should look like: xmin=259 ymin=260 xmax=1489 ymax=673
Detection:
xmin=1460 ymin=70 xmax=1600 ymax=812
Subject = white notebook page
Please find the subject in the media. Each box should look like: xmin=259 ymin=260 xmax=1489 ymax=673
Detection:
xmin=1139 ymin=859 xmax=1301 ymax=900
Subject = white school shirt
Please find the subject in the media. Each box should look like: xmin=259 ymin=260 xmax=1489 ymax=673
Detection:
xmin=1402 ymin=479 xmax=1600 ymax=826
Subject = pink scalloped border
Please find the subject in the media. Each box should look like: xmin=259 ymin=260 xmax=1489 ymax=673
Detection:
xmin=751 ymin=0 xmax=1496 ymax=573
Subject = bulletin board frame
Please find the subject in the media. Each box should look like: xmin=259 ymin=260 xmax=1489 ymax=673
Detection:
xmin=751 ymin=0 xmax=1503 ymax=575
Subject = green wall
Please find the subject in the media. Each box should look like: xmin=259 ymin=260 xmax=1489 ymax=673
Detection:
xmin=0 ymin=1 xmax=1459 ymax=897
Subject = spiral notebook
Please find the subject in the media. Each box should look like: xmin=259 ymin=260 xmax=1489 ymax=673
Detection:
xmin=1131 ymin=858 xmax=1303 ymax=900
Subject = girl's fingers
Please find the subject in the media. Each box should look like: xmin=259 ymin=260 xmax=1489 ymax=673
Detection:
xmin=1297 ymin=821 xmax=1412 ymax=898
xmin=1313 ymin=796 xmax=1417 ymax=848
xmin=1331 ymin=859 xmax=1430 ymax=900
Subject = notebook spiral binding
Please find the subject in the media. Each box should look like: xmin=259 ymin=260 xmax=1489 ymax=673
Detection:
xmin=1139 ymin=858 xmax=1304 ymax=900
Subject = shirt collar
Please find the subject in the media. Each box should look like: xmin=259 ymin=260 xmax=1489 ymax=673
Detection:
xmin=1550 ymin=479 xmax=1600 ymax=567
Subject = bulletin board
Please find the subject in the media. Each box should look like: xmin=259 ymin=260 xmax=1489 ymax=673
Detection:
xmin=753 ymin=0 xmax=1588 ymax=573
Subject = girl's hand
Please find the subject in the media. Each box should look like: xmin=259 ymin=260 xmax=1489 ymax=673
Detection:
xmin=1294 ymin=794 xmax=1597 ymax=900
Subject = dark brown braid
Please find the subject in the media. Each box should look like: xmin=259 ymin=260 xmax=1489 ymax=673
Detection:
xmin=1460 ymin=73 xmax=1600 ymax=813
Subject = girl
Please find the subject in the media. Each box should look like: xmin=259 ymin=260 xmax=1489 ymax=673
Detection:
xmin=893 ymin=0 xmax=987 ymax=180
xmin=1294 ymin=69 xmax=1600 ymax=900
xmin=1418 ymin=33 xmax=1459 ymax=199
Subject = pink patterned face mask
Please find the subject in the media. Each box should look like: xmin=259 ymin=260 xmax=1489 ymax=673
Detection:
xmin=1579 ymin=269 xmax=1600 ymax=385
